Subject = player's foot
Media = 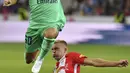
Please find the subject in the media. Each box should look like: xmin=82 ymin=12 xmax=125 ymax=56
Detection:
xmin=32 ymin=56 xmax=44 ymax=73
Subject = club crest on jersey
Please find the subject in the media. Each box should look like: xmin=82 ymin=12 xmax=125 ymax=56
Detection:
xmin=37 ymin=0 xmax=58 ymax=4
xmin=79 ymin=54 xmax=85 ymax=58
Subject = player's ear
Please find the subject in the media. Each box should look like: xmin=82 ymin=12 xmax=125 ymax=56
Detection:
xmin=64 ymin=47 xmax=68 ymax=52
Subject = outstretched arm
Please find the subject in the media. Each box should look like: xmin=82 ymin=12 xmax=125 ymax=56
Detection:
xmin=3 ymin=0 xmax=17 ymax=6
xmin=83 ymin=58 xmax=128 ymax=67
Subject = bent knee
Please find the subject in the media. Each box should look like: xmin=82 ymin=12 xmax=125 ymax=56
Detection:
xmin=43 ymin=28 xmax=58 ymax=38
xmin=25 ymin=52 xmax=37 ymax=64
xmin=26 ymin=59 xmax=34 ymax=64
xmin=25 ymin=56 xmax=34 ymax=64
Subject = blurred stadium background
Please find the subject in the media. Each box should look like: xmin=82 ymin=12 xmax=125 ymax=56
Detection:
xmin=0 ymin=0 xmax=130 ymax=73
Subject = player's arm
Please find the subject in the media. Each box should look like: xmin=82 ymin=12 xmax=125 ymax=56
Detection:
xmin=83 ymin=58 xmax=128 ymax=67
xmin=3 ymin=0 xmax=17 ymax=6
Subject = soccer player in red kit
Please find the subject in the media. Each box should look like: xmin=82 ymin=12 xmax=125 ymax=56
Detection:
xmin=52 ymin=40 xmax=128 ymax=73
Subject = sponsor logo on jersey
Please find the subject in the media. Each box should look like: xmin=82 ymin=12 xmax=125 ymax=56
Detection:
xmin=37 ymin=0 xmax=58 ymax=4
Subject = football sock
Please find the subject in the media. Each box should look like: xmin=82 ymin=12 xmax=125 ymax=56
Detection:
xmin=38 ymin=37 xmax=55 ymax=60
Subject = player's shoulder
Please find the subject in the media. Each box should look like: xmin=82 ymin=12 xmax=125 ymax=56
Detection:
xmin=66 ymin=52 xmax=81 ymax=56
xmin=66 ymin=52 xmax=87 ymax=58
xmin=65 ymin=52 xmax=77 ymax=59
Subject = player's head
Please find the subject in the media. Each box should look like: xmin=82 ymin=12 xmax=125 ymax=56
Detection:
xmin=52 ymin=40 xmax=68 ymax=61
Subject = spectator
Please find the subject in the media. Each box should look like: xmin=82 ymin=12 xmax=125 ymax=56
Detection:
xmin=18 ymin=3 xmax=28 ymax=20
xmin=1 ymin=0 xmax=130 ymax=16
xmin=2 ymin=6 xmax=9 ymax=21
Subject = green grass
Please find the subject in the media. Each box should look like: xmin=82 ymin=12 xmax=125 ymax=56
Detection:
xmin=0 ymin=43 xmax=130 ymax=73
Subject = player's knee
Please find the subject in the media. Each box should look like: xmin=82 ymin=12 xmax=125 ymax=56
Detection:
xmin=25 ymin=56 xmax=34 ymax=64
xmin=43 ymin=28 xmax=58 ymax=39
xmin=26 ymin=59 xmax=33 ymax=64
xmin=25 ymin=53 xmax=36 ymax=64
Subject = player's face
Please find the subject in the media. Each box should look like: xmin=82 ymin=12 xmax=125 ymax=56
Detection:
xmin=52 ymin=43 xmax=66 ymax=61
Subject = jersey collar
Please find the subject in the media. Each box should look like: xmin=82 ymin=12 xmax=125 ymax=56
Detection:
xmin=59 ymin=53 xmax=66 ymax=62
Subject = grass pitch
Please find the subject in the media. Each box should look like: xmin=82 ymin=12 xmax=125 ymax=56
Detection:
xmin=0 ymin=43 xmax=130 ymax=73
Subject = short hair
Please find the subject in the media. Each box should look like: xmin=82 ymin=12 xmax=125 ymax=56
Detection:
xmin=54 ymin=40 xmax=67 ymax=46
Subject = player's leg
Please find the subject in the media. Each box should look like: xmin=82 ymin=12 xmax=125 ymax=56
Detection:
xmin=32 ymin=27 xmax=58 ymax=73
xmin=39 ymin=28 xmax=58 ymax=60
xmin=25 ymin=29 xmax=42 ymax=64
xmin=25 ymin=50 xmax=39 ymax=64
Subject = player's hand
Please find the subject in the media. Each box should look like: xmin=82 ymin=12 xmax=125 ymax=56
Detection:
xmin=3 ymin=0 xmax=17 ymax=6
xmin=118 ymin=60 xmax=128 ymax=67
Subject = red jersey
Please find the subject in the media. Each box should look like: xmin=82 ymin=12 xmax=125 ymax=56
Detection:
xmin=53 ymin=52 xmax=87 ymax=73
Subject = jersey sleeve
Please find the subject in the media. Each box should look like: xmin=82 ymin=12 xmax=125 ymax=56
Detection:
xmin=68 ymin=52 xmax=87 ymax=64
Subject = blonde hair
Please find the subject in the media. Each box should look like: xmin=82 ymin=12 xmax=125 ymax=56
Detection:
xmin=54 ymin=40 xmax=67 ymax=46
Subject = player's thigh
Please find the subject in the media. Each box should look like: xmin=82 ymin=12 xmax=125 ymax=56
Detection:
xmin=40 ymin=24 xmax=64 ymax=37
xmin=25 ymin=28 xmax=43 ymax=53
